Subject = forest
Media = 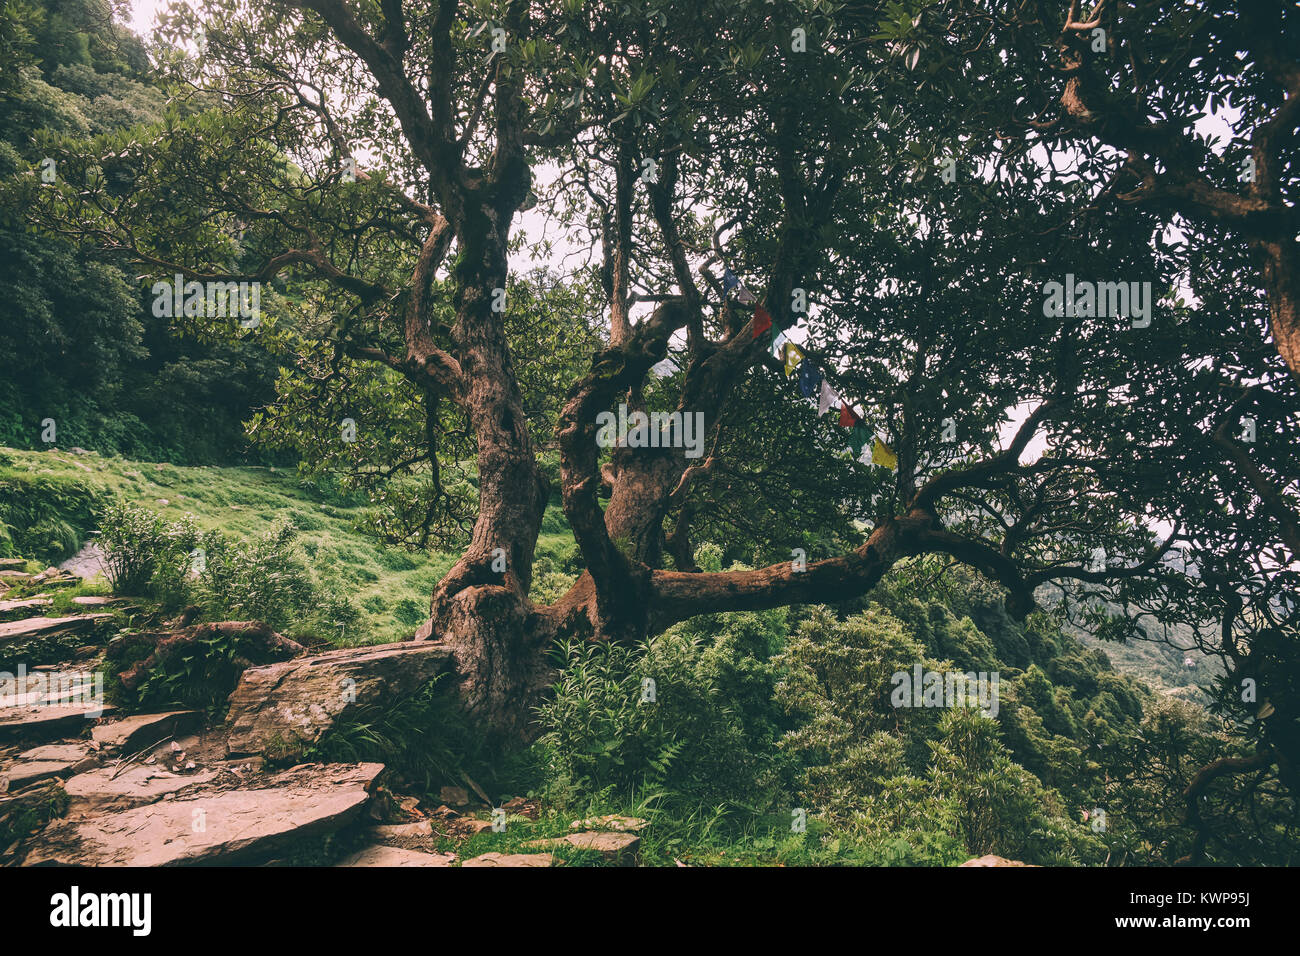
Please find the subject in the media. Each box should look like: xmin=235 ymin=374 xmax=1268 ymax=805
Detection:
xmin=0 ymin=0 xmax=1295 ymax=874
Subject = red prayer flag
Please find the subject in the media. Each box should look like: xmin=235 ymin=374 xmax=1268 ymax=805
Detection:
xmin=838 ymin=402 xmax=861 ymax=428
xmin=752 ymin=304 xmax=772 ymax=339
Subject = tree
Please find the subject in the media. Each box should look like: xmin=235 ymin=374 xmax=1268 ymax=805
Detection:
xmin=25 ymin=0 xmax=1293 ymax=763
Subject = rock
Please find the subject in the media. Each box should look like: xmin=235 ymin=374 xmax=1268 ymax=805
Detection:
xmin=501 ymin=795 xmax=539 ymax=819
xmin=959 ymin=855 xmax=1039 ymax=867
xmin=0 ymin=559 xmax=28 ymax=571
xmin=439 ymin=785 xmax=470 ymax=806
xmin=224 ymin=642 xmax=453 ymax=759
xmin=367 ymin=820 xmax=434 ymax=840
xmin=525 ymin=831 xmax=640 ymax=864
xmin=0 ymin=615 xmax=114 ymax=670
xmin=0 ymin=702 xmax=114 ymax=744
xmin=0 ymin=598 xmax=53 ymax=621
xmin=338 ymin=845 xmax=455 ymax=867
xmin=0 ymin=571 xmax=32 ymax=583
xmin=25 ymin=762 xmax=384 ymax=866
xmin=91 ymin=710 xmax=202 ymax=754
xmin=70 ymin=596 xmax=124 ymax=608
xmin=461 ymin=852 xmax=555 ymax=868
xmin=31 ymin=568 xmax=78 ymax=588
xmin=412 ymin=618 xmax=435 ymax=641
xmin=1 ymin=743 xmax=98 ymax=791
xmin=111 ymin=620 xmax=303 ymax=694
xmin=62 ymin=765 xmax=219 ymax=811
xmin=569 ymin=814 xmax=647 ymax=832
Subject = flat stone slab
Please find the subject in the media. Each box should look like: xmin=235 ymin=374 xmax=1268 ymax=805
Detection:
xmin=461 ymin=852 xmax=555 ymax=868
xmin=25 ymin=762 xmax=385 ymax=866
xmin=224 ymin=642 xmax=453 ymax=759
xmin=63 ymin=764 xmax=219 ymax=810
xmin=525 ymin=831 xmax=640 ymax=863
xmin=1 ymin=760 xmax=71 ymax=791
xmin=0 ymin=615 xmax=111 ymax=644
xmin=338 ymin=845 xmax=455 ymax=867
xmin=0 ymin=559 xmax=28 ymax=571
xmin=91 ymin=710 xmax=202 ymax=753
xmin=0 ymin=703 xmax=114 ymax=743
xmin=2 ymin=742 xmax=98 ymax=792
xmin=0 ymin=598 xmax=52 ymax=619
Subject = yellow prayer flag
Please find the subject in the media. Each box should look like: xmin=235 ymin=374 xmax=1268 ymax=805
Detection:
xmin=783 ymin=342 xmax=805 ymax=377
xmin=872 ymin=438 xmax=897 ymax=469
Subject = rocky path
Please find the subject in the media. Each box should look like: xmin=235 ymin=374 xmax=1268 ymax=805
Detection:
xmin=0 ymin=555 xmax=644 ymax=867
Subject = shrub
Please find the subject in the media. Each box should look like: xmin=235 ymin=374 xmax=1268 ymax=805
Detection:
xmin=97 ymin=500 xmax=196 ymax=596
xmin=537 ymin=605 xmax=791 ymax=813
xmin=193 ymin=519 xmax=314 ymax=630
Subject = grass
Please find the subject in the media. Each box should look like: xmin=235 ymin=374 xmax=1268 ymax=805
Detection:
xmin=0 ymin=445 xmax=581 ymax=646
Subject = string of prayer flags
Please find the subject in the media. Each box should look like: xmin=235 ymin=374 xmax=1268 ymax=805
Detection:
xmin=872 ymin=437 xmax=898 ymax=469
xmin=797 ymin=360 xmax=822 ymax=399
xmin=782 ymin=342 xmax=805 ymax=377
xmin=723 ymin=267 xmax=758 ymax=305
xmin=718 ymin=254 xmax=895 ymax=470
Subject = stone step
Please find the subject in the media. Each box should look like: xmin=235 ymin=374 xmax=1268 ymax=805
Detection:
xmin=0 ymin=742 xmax=98 ymax=792
xmin=0 ymin=615 xmax=115 ymax=669
xmin=90 ymin=710 xmax=203 ymax=754
xmin=24 ymin=762 xmax=385 ymax=865
xmin=0 ymin=702 xmax=114 ymax=745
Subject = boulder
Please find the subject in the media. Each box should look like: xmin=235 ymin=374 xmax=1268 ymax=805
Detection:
xmin=461 ymin=852 xmax=555 ymax=868
xmin=338 ymin=845 xmax=455 ymax=867
xmin=223 ymin=642 xmax=453 ymax=759
xmin=24 ymin=762 xmax=385 ymax=866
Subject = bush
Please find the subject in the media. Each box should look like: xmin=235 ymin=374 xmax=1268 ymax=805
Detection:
xmin=537 ymin=603 xmax=791 ymax=814
xmin=193 ymin=520 xmax=314 ymax=630
xmin=97 ymin=500 xmax=197 ymax=597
